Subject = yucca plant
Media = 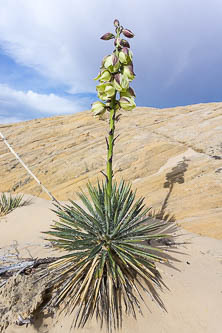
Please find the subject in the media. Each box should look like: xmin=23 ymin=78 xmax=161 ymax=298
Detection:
xmin=45 ymin=181 xmax=174 ymax=331
xmin=0 ymin=192 xmax=31 ymax=217
xmin=44 ymin=19 xmax=175 ymax=331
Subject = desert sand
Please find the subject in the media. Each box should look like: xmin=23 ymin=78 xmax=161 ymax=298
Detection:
xmin=1 ymin=104 xmax=222 ymax=239
xmin=0 ymin=194 xmax=221 ymax=333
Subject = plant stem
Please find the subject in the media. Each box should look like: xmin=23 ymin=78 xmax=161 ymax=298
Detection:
xmin=106 ymin=28 xmax=120 ymax=198
xmin=106 ymin=95 xmax=116 ymax=198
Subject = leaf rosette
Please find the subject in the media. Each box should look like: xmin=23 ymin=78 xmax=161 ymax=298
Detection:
xmin=44 ymin=181 xmax=173 ymax=331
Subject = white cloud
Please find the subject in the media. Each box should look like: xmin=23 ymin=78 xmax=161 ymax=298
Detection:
xmin=0 ymin=84 xmax=90 ymax=124
xmin=1 ymin=0 xmax=218 ymax=91
xmin=0 ymin=0 xmax=109 ymax=93
xmin=0 ymin=0 xmax=222 ymax=107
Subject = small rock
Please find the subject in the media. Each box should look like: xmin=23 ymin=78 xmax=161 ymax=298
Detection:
xmin=212 ymin=155 xmax=222 ymax=160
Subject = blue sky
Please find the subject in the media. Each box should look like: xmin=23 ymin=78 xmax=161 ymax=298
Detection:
xmin=0 ymin=0 xmax=222 ymax=123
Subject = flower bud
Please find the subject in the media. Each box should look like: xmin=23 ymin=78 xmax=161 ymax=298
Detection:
xmin=114 ymin=19 xmax=120 ymax=27
xmin=123 ymin=64 xmax=135 ymax=81
xmin=113 ymin=74 xmax=121 ymax=91
xmin=112 ymin=54 xmax=118 ymax=66
xmin=104 ymin=54 xmax=120 ymax=73
xmin=100 ymin=33 xmax=115 ymax=40
xmin=121 ymin=76 xmax=129 ymax=90
xmin=94 ymin=69 xmax=112 ymax=82
xmin=120 ymin=39 xmax=130 ymax=48
xmin=96 ymin=82 xmax=115 ymax=100
xmin=119 ymin=96 xmax=136 ymax=111
xmin=100 ymin=70 xmax=111 ymax=82
xmin=101 ymin=55 xmax=110 ymax=68
xmin=104 ymin=84 xmax=115 ymax=97
xmin=128 ymin=87 xmax=136 ymax=97
xmin=122 ymin=29 xmax=135 ymax=38
xmin=91 ymin=101 xmax=106 ymax=116
xmin=122 ymin=47 xmax=129 ymax=55
xmin=120 ymin=87 xmax=136 ymax=98
xmin=113 ymin=73 xmax=129 ymax=91
xmin=119 ymin=47 xmax=130 ymax=64
xmin=114 ymin=73 xmax=121 ymax=85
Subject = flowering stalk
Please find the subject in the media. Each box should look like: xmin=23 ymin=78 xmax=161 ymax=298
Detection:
xmin=106 ymin=94 xmax=116 ymax=197
xmin=91 ymin=19 xmax=136 ymax=198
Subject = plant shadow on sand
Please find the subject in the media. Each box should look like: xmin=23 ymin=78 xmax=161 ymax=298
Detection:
xmin=149 ymin=157 xmax=189 ymax=224
xmin=147 ymin=158 xmax=190 ymax=271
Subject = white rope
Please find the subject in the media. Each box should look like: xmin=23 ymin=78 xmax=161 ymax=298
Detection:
xmin=0 ymin=131 xmax=60 ymax=205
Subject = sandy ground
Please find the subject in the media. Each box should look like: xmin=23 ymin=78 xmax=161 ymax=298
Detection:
xmin=0 ymin=194 xmax=222 ymax=333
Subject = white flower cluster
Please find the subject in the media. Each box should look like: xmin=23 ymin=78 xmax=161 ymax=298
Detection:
xmin=91 ymin=20 xmax=136 ymax=117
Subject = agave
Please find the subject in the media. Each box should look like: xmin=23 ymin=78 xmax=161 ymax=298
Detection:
xmin=0 ymin=192 xmax=31 ymax=217
xmin=44 ymin=181 xmax=173 ymax=331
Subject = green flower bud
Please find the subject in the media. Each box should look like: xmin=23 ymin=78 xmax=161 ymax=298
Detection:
xmin=122 ymin=29 xmax=135 ymax=38
xmin=96 ymin=82 xmax=115 ymax=100
xmin=121 ymin=76 xmax=129 ymax=90
xmin=120 ymin=87 xmax=136 ymax=98
xmin=120 ymin=39 xmax=130 ymax=48
xmin=100 ymin=33 xmax=115 ymax=40
xmin=119 ymin=51 xmax=127 ymax=64
xmin=100 ymin=70 xmax=111 ymax=82
xmin=104 ymin=84 xmax=115 ymax=96
xmin=119 ymin=96 xmax=136 ymax=111
xmin=104 ymin=55 xmax=112 ymax=68
xmin=104 ymin=54 xmax=120 ymax=73
xmin=122 ymin=47 xmax=129 ymax=55
xmin=113 ymin=73 xmax=121 ymax=91
xmin=94 ymin=69 xmax=112 ymax=82
xmin=119 ymin=47 xmax=131 ymax=64
xmin=91 ymin=101 xmax=106 ymax=116
xmin=123 ymin=64 xmax=135 ymax=81
xmin=113 ymin=73 xmax=129 ymax=91
xmin=112 ymin=54 xmax=118 ymax=66
xmin=97 ymin=92 xmax=105 ymax=101
xmin=114 ymin=19 xmax=120 ymax=27
xmin=101 ymin=55 xmax=110 ymax=68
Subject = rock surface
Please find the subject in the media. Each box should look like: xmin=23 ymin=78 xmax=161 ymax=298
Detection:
xmin=0 ymin=103 xmax=222 ymax=239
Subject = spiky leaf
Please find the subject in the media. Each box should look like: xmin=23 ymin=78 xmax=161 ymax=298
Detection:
xmin=43 ymin=181 xmax=176 ymax=331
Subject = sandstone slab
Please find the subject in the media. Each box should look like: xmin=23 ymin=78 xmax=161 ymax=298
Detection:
xmin=0 ymin=103 xmax=222 ymax=239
